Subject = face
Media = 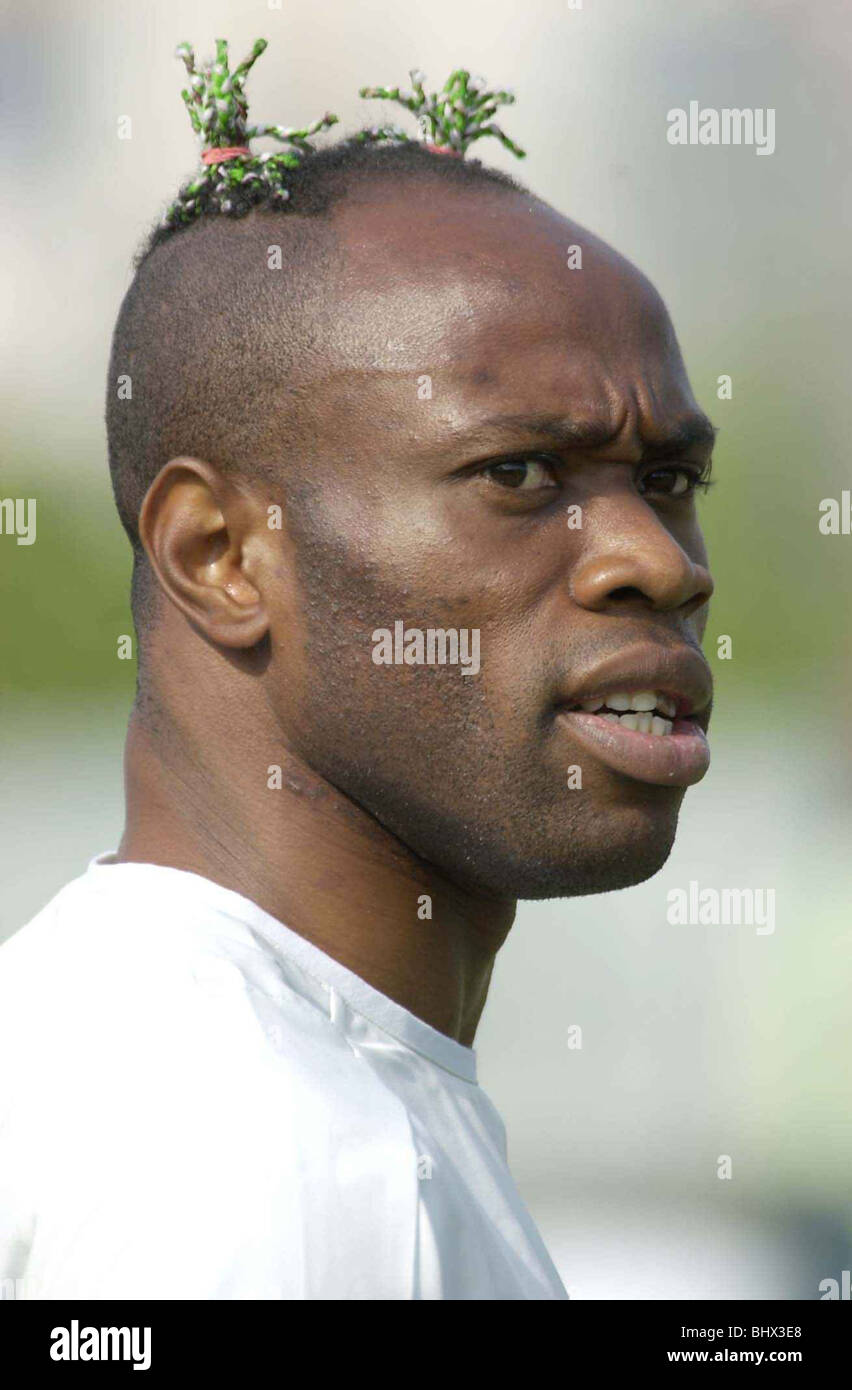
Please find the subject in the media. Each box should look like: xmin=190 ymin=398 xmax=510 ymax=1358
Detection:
xmin=263 ymin=179 xmax=715 ymax=899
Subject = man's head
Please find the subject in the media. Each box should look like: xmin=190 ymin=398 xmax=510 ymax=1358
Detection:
xmin=106 ymin=139 xmax=715 ymax=902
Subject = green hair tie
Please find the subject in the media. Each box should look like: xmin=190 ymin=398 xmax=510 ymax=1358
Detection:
xmin=162 ymin=37 xmax=338 ymax=230
xmin=356 ymin=68 xmax=525 ymax=159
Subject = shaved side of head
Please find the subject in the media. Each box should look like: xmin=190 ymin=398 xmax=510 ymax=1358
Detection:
xmin=105 ymin=139 xmax=531 ymax=628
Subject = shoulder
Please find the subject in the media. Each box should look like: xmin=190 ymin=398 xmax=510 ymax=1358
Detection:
xmin=0 ymin=868 xmax=420 ymax=1296
xmin=0 ymin=863 xmax=412 ymax=1139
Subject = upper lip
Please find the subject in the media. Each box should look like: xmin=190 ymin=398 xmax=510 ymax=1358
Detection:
xmin=555 ymin=642 xmax=713 ymax=724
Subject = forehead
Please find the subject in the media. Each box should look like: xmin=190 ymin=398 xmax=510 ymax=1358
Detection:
xmin=315 ymin=179 xmax=698 ymax=444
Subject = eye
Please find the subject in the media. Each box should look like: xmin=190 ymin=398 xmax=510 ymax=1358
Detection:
xmin=482 ymin=457 xmax=560 ymax=491
xmin=639 ymin=465 xmax=710 ymax=499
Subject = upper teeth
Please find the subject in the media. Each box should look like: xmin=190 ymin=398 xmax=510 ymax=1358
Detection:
xmin=579 ymin=689 xmax=678 ymax=735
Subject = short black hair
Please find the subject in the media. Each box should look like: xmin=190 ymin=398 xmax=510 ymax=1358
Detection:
xmin=106 ymin=137 xmax=532 ymax=622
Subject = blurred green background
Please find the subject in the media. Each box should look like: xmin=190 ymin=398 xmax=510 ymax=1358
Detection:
xmin=1 ymin=0 xmax=850 ymax=1298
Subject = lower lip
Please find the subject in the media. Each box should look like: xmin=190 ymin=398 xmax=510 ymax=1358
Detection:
xmin=555 ymin=711 xmax=711 ymax=787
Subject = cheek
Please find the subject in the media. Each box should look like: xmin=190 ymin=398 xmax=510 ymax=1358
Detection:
xmin=276 ymin=561 xmax=542 ymax=780
xmin=278 ymin=482 xmax=573 ymax=733
xmin=675 ymin=511 xmax=710 ymax=566
xmin=680 ymin=518 xmax=712 ymax=638
xmin=687 ymin=517 xmax=712 ymax=593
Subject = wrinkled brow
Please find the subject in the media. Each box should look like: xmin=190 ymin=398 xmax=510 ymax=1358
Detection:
xmin=452 ymin=411 xmax=718 ymax=459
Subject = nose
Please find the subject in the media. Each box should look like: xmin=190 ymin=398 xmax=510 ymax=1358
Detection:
xmin=570 ymin=499 xmax=714 ymax=617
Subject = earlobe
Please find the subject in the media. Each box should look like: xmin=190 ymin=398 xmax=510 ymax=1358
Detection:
xmin=138 ymin=457 xmax=270 ymax=649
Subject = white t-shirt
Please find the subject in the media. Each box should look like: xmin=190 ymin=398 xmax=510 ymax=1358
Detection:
xmin=0 ymin=853 xmax=567 ymax=1300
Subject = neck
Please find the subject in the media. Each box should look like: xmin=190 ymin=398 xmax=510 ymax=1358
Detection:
xmin=117 ymin=694 xmax=515 ymax=1047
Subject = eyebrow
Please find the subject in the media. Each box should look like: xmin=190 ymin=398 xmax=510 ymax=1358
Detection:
xmin=452 ymin=411 xmax=718 ymax=460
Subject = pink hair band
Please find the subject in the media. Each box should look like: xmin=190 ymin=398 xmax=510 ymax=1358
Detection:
xmin=201 ymin=145 xmax=252 ymax=165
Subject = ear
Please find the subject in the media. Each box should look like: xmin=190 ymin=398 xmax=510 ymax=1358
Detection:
xmin=138 ymin=457 xmax=269 ymax=648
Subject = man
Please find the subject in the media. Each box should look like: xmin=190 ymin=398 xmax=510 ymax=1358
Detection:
xmin=0 ymin=130 xmax=715 ymax=1298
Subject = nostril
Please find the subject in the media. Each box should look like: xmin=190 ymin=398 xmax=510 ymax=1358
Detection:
xmin=608 ymin=586 xmax=646 ymax=602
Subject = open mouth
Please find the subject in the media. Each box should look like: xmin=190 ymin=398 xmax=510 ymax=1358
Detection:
xmin=569 ymin=689 xmax=682 ymax=736
xmin=555 ymin=686 xmax=710 ymax=786
xmin=552 ymin=645 xmax=713 ymax=785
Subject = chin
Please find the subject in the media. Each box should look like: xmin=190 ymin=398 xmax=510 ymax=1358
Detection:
xmin=533 ymin=835 xmax=677 ymax=900
xmin=453 ymin=794 xmax=684 ymax=901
